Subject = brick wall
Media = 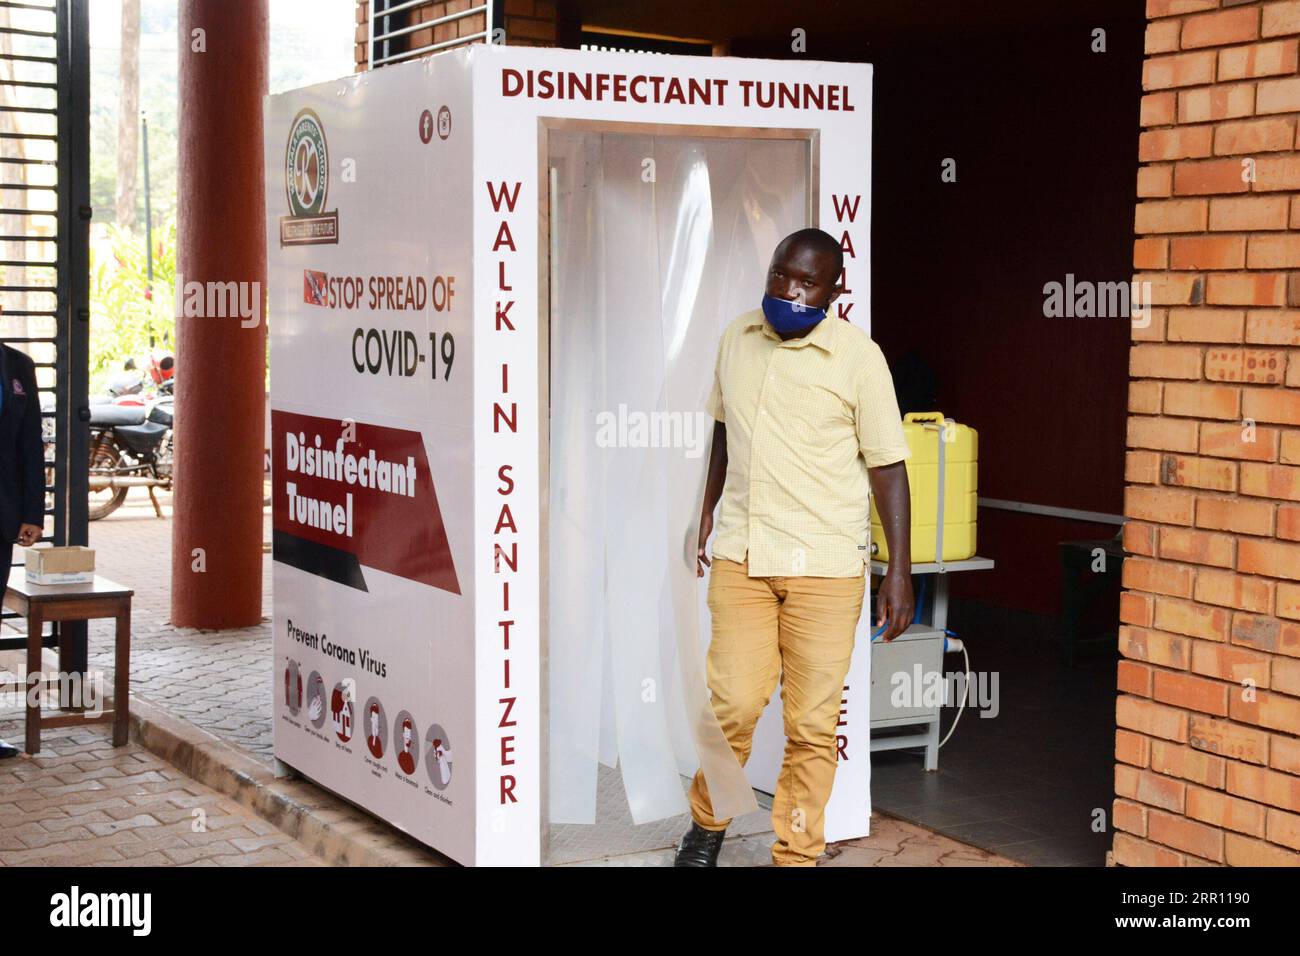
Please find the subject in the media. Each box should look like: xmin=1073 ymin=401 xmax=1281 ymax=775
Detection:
xmin=1122 ymin=0 xmax=1300 ymax=866
xmin=501 ymin=0 xmax=558 ymax=46
xmin=355 ymin=0 xmax=368 ymax=69
xmin=354 ymin=0 xmax=556 ymax=71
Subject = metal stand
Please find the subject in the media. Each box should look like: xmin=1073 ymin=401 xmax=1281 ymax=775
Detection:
xmin=867 ymin=557 xmax=994 ymax=770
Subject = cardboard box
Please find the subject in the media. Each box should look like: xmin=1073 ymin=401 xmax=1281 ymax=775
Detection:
xmin=25 ymin=545 xmax=95 ymax=585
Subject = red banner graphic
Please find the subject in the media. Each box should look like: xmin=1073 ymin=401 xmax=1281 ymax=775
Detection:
xmin=272 ymin=410 xmax=461 ymax=594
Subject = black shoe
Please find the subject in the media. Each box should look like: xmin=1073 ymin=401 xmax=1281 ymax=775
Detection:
xmin=0 ymin=739 xmax=20 ymax=760
xmin=673 ymin=820 xmax=726 ymax=867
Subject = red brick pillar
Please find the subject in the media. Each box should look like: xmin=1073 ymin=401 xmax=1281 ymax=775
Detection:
xmin=1123 ymin=0 xmax=1300 ymax=866
xmin=171 ymin=0 xmax=268 ymax=628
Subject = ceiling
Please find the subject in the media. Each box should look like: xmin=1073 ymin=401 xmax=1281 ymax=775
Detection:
xmin=566 ymin=0 xmax=1146 ymax=45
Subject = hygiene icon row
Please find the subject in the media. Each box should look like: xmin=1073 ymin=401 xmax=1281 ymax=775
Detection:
xmin=283 ymin=659 xmax=453 ymax=791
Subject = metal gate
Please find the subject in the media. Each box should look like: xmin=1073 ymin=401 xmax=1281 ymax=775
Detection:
xmin=0 ymin=0 xmax=89 ymax=665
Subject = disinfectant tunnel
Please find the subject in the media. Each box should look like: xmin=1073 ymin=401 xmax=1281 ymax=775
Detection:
xmin=266 ymin=43 xmax=874 ymax=866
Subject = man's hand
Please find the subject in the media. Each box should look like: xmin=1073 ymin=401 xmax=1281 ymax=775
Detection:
xmin=867 ymin=459 xmax=912 ymax=640
xmin=875 ymin=569 xmax=914 ymax=642
xmin=15 ymin=523 xmax=41 ymax=548
xmin=696 ymin=510 xmax=713 ymax=578
xmin=696 ymin=421 xmax=727 ymax=578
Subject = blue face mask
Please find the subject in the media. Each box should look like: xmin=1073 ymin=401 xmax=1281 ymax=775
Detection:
xmin=761 ymin=292 xmax=826 ymax=335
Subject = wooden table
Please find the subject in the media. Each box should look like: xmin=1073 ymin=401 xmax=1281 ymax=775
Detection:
xmin=2 ymin=569 xmax=133 ymax=754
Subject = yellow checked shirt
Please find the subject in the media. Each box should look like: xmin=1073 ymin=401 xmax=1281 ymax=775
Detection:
xmin=705 ymin=307 xmax=910 ymax=577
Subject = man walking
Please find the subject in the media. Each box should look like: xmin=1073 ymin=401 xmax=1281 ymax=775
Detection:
xmin=0 ymin=328 xmax=46 ymax=759
xmin=676 ymin=228 xmax=914 ymax=867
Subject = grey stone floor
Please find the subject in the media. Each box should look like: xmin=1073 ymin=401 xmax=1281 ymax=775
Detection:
xmin=1 ymin=492 xmax=278 ymax=764
xmin=871 ymin=601 xmax=1118 ymax=867
xmin=1 ymin=489 xmax=1017 ymax=867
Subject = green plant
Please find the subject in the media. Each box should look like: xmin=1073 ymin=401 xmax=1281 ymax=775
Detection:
xmin=89 ymin=219 xmax=177 ymax=391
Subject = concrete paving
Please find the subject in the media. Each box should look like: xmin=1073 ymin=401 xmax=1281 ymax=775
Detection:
xmin=0 ymin=714 xmax=325 ymax=867
xmin=0 ymin=489 xmax=1020 ymax=867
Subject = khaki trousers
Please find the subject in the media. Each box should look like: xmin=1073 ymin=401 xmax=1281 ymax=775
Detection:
xmin=688 ymin=556 xmax=867 ymax=866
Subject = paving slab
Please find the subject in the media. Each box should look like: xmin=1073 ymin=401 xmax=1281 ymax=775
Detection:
xmin=1 ymin=497 xmax=1020 ymax=868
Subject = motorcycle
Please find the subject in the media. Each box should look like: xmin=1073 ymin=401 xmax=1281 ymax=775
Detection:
xmin=86 ymin=378 xmax=174 ymax=520
xmin=40 ymin=352 xmax=177 ymax=521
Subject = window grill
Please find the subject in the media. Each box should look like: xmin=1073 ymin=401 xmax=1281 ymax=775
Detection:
xmin=0 ymin=0 xmax=90 ymax=660
xmin=369 ymin=0 xmax=495 ymax=68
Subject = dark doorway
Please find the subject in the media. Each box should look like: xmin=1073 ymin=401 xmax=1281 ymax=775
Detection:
xmin=554 ymin=0 xmax=1146 ymax=865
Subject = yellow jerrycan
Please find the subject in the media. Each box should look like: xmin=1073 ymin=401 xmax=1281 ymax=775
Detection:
xmin=870 ymin=412 xmax=978 ymax=564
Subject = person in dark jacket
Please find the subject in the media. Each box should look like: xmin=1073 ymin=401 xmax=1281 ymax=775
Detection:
xmin=0 ymin=332 xmax=46 ymax=759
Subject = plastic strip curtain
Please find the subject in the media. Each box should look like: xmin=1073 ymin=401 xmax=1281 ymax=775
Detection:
xmin=547 ymin=128 xmax=811 ymax=825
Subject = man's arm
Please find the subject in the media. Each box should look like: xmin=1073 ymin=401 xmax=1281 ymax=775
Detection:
xmin=17 ymin=354 xmax=43 ymax=545
xmin=696 ymin=421 xmax=727 ymax=577
xmin=854 ymin=340 xmax=913 ymax=641
xmin=868 ymin=461 xmax=912 ymax=641
xmin=698 ymin=332 xmax=728 ymax=576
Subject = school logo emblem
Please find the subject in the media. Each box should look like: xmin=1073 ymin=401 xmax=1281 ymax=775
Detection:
xmin=280 ymin=109 xmax=339 ymax=247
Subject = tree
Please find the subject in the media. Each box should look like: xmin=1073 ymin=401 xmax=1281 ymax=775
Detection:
xmin=115 ymin=0 xmax=140 ymax=230
xmin=89 ymin=219 xmax=176 ymax=392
